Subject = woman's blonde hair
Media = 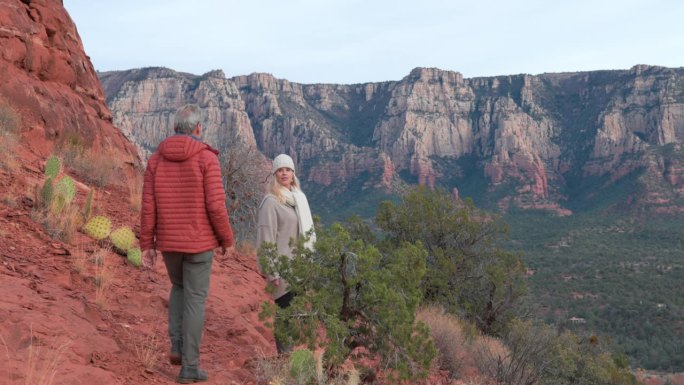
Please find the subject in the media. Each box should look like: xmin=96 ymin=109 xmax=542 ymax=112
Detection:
xmin=267 ymin=173 xmax=300 ymax=204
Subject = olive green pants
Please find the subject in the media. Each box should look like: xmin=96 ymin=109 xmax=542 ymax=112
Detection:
xmin=163 ymin=250 xmax=213 ymax=368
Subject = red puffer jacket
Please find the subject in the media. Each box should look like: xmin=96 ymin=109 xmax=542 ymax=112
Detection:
xmin=140 ymin=135 xmax=234 ymax=253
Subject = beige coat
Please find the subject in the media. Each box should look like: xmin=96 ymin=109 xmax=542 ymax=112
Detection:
xmin=257 ymin=194 xmax=300 ymax=299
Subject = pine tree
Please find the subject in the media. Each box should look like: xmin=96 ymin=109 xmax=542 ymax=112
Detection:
xmin=259 ymin=222 xmax=436 ymax=380
xmin=376 ymin=186 xmax=528 ymax=335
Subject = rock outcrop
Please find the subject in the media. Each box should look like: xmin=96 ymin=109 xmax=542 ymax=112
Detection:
xmin=101 ymin=64 xmax=684 ymax=215
xmin=0 ymin=2 xmax=275 ymax=383
xmin=0 ymin=0 xmax=137 ymax=165
xmin=100 ymin=68 xmax=257 ymax=161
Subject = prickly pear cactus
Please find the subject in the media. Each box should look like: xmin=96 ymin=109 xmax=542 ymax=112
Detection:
xmin=44 ymin=155 xmax=61 ymax=178
xmin=55 ymin=176 xmax=76 ymax=204
xmin=110 ymin=226 xmax=135 ymax=252
xmin=84 ymin=215 xmax=112 ymax=240
xmin=127 ymin=247 xmax=142 ymax=267
xmin=51 ymin=175 xmax=76 ymax=213
xmin=41 ymin=177 xmax=54 ymax=208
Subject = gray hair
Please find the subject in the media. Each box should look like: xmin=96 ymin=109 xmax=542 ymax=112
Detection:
xmin=174 ymin=104 xmax=202 ymax=134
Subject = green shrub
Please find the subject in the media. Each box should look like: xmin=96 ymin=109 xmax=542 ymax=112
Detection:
xmin=376 ymin=186 xmax=527 ymax=334
xmin=258 ymin=222 xmax=435 ymax=381
xmin=289 ymin=348 xmax=316 ymax=384
xmin=474 ymin=319 xmax=641 ymax=385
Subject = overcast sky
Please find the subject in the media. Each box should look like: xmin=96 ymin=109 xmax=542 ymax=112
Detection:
xmin=63 ymin=0 xmax=684 ymax=85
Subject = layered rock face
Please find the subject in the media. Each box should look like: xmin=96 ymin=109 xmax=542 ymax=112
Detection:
xmin=100 ymin=68 xmax=257 ymax=160
xmin=101 ymin=65 xmax=684 ymax=214
xmin=0 ymin=0 xmax=137 ymax=164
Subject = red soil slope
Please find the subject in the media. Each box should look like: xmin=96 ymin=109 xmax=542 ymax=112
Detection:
xmin=0 ymin=147 xmax=275 ymax=384
xmin=0 ymin=1 xmax=275 ymax=382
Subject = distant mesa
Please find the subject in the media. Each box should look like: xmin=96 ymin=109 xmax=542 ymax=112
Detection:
xmin=100 ymin=63 xmax=684 ymax=217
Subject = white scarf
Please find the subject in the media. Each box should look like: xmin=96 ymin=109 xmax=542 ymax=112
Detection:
xmin=292 ymin=188 xmax=315 ymax=250
xmin=282 ymin=188 xmax=296 ymax=207
xmin=276 ymin=187 xmax=316 ymax=250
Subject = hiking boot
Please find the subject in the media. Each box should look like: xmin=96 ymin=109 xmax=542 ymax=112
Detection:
xmin=169 ymin=340 xmax=182 ymax=366
xmin=177 ymin=366 xmax=208 ymax=384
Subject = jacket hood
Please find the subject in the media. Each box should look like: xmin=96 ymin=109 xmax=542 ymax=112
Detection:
xmin=157 ymin=135 xmax=219 ymax=162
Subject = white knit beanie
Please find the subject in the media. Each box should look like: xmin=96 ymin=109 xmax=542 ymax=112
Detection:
xmin=271 ymin=154 xmax=295 ymax=174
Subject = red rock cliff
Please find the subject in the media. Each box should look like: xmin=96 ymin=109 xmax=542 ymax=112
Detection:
xmin=0 ymin=0 xmax=137 ymax=163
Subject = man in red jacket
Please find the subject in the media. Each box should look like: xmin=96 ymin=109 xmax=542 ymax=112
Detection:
xmin=140 ymin=104 xmax=234 ymax=384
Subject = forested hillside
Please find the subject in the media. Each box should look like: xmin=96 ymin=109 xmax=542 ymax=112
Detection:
xmin=101 ymin=64 xmax=684 ymax=372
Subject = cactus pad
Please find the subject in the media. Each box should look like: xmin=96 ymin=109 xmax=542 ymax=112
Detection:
xmin=127 ymin=248 xmax=142 ymax=267
xmin=84 ymin=216 xmax=112 ymax=240
xmin=52 ymin=176 xmax=76 ymax=213
xmin=44 ymin=155 xmax=61 ymax=178
xmin=55 ymin=176 xmax=76 ymax=204
xmin=110 ymin=226 xmax=136 ymax=252
xmin=41 ymin=177 xmax=54 ymax=208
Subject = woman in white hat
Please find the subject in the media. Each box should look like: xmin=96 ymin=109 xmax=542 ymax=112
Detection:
xmin=256 ymin=153 xmax=315 ymax=353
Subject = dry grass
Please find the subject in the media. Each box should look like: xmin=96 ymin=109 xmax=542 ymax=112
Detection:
xmin=416 ymin=306 xmax=477 ymax=378
xmin=30 ymin=174 xmax=85 ymax=243
xmin=91 ymin=247 xmax=108 ymax=267
xmin=0 ymin=128 xmax=19 ymax=172
xmin=316 ymin=352 xmax=326 ymax=385
xmin=39 ymin=203 xmax=83 ymax=243
xmin=22 ymin=328 xmax=71 ymax=385
xmin=253 ymin=349 xmax=362 ymax=385
xmin=60 ymin=144 xmax=119 ymax=188
xmin=0 ymin=98 xmax=21 ymax=135
xmin=2 ymin=194 xmax=18 ymax=208
xmin=472 ymin=335 xmax=508 ymax=382
xmin=70 ymin=244 xmax=89 ymax=275
xmin=1 ymin=333 xmax=11 ymax=383
xmin=236 ymin=240 xmax=257 ymax=257
xmin=71 ymin=245 xmax=109 ymax=276
xmin=0 ymin=99 xmax=21 ymax=172
xmin=335 ymin=366 xmax=360 ymax=385
xmin=127 ymin=330 xmax=160 ymax=372
xmin=128 ymin=172 xmax=143 ymax=212
xmin=0 ymin=150 xmax=20 ymax=173
xmin=93 ymin=255 xmax=113 ymax=309
xmin=253 ymin=351 xmax=289 ymax=385
xmin=416 ymin=305 xmax=508 ymax=384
